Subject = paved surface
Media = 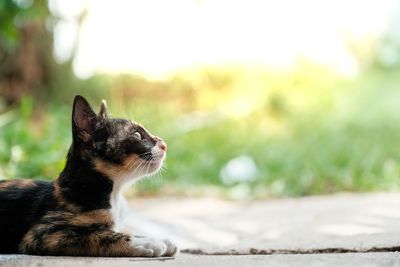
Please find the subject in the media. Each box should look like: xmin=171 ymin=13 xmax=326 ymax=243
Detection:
xmin=126 ymin=193 xmax=400 ymax=254
xmin=2 ymin=253 xmax=400 ymax=267
xmin=2 ymin=193 xmax=400 ymax=266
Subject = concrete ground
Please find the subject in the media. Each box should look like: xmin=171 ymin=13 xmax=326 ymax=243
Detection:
xmin=2 ymin=253 xmax=400 ymax=267
xmin=2 ymin=193 xmax=400 ymax=266
xmin=127 ymin=193 xmax=400 ymax=254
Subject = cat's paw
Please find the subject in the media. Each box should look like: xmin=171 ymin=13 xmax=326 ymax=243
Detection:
xmin=163 ymin=239 xmax=179 ymax=256
xmin=131 ymin=237 xmax=178 ymax=257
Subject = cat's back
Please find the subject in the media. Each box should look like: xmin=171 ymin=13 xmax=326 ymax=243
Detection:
xmin=0 ymin=179 xmax=56 ymax=253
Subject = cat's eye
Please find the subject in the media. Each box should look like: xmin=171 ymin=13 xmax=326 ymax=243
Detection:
xmin=134 ymin=131 xmax=142 ymax=140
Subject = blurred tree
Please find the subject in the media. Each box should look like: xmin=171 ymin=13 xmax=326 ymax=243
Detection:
xmin=0 ymin=0 xmax=50 ymax=104
xmin=0 ymin=0 xmax=65 ymax=105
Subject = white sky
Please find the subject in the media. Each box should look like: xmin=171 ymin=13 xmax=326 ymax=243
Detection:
xmin=50 ymin=0 xmax=397 ymax=79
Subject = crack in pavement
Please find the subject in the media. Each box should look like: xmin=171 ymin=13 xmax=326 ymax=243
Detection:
xmin=181 ymin=246 xmax=400 ymax=255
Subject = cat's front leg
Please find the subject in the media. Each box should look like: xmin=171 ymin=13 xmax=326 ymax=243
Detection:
xmin=20 ymin=211 xmax=178 ymax=257
xmin=131 ymin=236 xmax=178 ymax=257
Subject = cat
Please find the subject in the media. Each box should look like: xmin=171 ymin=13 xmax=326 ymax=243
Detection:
xmin=0 ymin=95 xmax=177 ymax=257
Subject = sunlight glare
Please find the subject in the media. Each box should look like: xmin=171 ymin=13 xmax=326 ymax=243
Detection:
xmin=56 ymin=0 xmax=396 ymax=79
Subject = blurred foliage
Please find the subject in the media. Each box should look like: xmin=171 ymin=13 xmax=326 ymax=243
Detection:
xmin=0 ymin=0 xmax=83 ymax=104
xmin=2 ymin=0 xmax=400 ymax=199
xmin=1 ymin=64 xmax=400 ymax=199
xmin=0 ymin=0 xmax=34 ymax=52
xmin=0 ymin=0 xmax=49 ymax=55
xmin=373 ymin=35 xmax=400 ymax=70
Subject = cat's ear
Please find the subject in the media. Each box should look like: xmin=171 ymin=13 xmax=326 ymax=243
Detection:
xmin=72 ymin=95 xmax=97 ymax=141
xmin=98 ymin=99 xmax=108 ymax=119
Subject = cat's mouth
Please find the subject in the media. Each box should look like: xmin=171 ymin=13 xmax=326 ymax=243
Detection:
xmin=145 ymin=149 xmax=166 ymax=169
xmin=133 ymin=151 xmax=166 ymax=176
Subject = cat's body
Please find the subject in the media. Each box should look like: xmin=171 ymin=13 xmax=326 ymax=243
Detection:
xmin=0 ymin=96 xmax=177 ymax=257
xmin=0 ymin=180 xmax=55 ymax=254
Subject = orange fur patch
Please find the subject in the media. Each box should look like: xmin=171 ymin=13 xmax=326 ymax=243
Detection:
xmin=93 ymin=155 xmax=147 ymax=180
xmin=0 ymin=179 xmax=36 ymax=190
xmin=70 ymin=210 xmax=113 ymax=226
xmin=53 ymin=181 xmax=81 ymax=212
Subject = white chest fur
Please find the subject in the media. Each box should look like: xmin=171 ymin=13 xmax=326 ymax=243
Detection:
xmin=110 ymin=181 xmax=130 ymax=231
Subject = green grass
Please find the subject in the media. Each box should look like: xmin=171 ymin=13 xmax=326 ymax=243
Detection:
xmin=1 ymin=67 xmax=400 ymax=198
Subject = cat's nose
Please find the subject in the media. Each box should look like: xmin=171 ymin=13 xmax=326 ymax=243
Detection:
xmin=155 ymin=136 xmax=167 ymax=151
xmin=159 ymin=141 xmax=167 ymax=152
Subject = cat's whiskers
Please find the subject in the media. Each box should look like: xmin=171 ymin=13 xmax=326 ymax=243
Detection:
xmin=137 ymin=161 xmax=150 ymax=177
xmin=145 ymin=156 xmax=153 ymax=176
xmin=125 ymin=152 xmax=152 ymax=173
xmin=114 ymin=149 xmax=166 ymax=180
xmin=127 ymin=160 xmax=143 ymax=174
xmin=130 ymin=159 xmax=147 ymax=177
xmin=137 ymin=159 xmax=151 ymax=176
xmin=141 ymin=154 xmax=154 ymax=176
xmin=124 ymin=157 xmax=138 ymax=168
xmin=132 ymin=158 xmax=154 ymax=177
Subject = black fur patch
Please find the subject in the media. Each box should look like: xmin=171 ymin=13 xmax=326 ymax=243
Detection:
xmin=0 ymin=180 xmax=56 ymax=253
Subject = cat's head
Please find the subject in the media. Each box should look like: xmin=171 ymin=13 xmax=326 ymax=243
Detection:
xmin=71 ymin=95 xmax=167 ymax=182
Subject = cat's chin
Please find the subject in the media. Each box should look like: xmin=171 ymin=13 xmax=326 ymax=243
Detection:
xmin=145 ymin=160 xmax=164 ymax=175
xmin=131 ymin=159 xmax=164 ymax=179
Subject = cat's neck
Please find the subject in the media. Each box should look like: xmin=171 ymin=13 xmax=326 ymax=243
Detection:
xmin=57 ymin=145 xmax=114 ymax=211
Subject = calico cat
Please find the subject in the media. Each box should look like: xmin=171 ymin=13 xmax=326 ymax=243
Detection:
xmin=0 ymin=95 xmax=177 ymax=257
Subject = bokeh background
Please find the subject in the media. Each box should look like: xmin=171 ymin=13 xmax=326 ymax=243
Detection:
xmin=1 ymin=0 xmax=400 ymax=199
